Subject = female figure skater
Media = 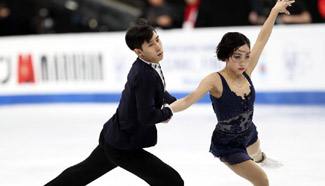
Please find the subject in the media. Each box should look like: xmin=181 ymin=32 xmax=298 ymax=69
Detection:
xmin=171 ymin=0 xmax=294 ymax=185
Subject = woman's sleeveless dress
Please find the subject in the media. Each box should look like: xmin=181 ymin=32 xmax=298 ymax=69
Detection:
xmin=209 ymin=72 xmax=258 ymax=165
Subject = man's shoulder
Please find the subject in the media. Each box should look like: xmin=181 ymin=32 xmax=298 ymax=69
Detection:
xmin=130 ymin=59 xmax=154 ymax=75
xmin=126 ymin=59 xmax=156 ymax=83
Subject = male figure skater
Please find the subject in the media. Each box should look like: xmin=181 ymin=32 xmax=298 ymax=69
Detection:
xmin=45 ymin=18 xmax=184 ymax=186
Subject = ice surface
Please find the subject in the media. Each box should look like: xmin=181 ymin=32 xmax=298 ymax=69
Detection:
xmin=1 ymin=104 xmax=325 ymax=186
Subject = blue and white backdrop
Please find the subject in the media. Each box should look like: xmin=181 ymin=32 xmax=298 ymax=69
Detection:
xmin=0 ymin=24 xmax=324 ymax=105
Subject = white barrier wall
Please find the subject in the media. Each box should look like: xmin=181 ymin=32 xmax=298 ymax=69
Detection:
xmin=0 ymin=24 xmax=325 ymax=104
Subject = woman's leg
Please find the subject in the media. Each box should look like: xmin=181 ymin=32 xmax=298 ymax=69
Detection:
xmin=247 ymin=139 xmax=264 ymax=162
xmin=225 ymin=160 xmax=269 ymax=186
xmin=247 ymin=138 xmax=283 ymax=168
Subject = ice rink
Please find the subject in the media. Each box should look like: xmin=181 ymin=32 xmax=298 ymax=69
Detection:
xmin=1 ymin=103 xmax=325 ymax=186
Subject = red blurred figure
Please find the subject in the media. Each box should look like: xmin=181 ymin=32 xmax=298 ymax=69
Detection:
xmin=319 ymin=0 xmax=325 ymax=19
xmin=183 ymin=0 xmax=200 ymax=28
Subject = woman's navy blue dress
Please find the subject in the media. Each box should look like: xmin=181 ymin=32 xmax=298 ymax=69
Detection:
xmin=209 ymin=72 xmax=258 ymax=165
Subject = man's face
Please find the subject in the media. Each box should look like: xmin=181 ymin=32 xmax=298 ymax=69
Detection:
xmin=136 ymin=31 xmax=164 ymax=63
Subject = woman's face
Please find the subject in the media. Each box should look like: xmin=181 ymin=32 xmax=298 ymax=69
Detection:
xmin=226 ymin=44 xmax=251 ymax=74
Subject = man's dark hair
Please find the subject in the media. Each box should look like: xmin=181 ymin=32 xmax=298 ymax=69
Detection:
xmin=216 ymin=32 xmax=251 ymax=61
xmin=125 ymin=18 xmax=156 ymax=50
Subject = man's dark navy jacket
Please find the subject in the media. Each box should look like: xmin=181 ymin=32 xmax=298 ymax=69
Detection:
xmin=102 ymin=58 xmax=176 ymax=150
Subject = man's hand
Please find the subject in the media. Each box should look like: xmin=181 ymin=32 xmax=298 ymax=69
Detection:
xmin=161 ymin=104 xmax=173 ymax=123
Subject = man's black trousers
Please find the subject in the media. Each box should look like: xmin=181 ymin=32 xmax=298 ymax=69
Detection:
xmin=45 ymin=132 xmax=184 ymax=186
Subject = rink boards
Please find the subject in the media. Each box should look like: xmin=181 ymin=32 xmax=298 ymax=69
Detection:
xmin=0 ymin=24 xmax=325 ymax=105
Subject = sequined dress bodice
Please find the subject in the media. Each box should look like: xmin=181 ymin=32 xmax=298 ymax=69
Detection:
xmin=210 ymin=72 xmax=255 ymax=133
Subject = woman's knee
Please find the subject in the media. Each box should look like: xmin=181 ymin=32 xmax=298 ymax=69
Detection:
xmin=247 ymin=140 xmax=263 ymax=162
xmin=253 ymin=173 xmax=269 ymax=186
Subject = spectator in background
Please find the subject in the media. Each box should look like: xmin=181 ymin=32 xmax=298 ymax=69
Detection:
xmin=249 ymin=0 xmax=312 ymax=25
xmin=0 ymin=0 xmax=12 ymax=36
xmin=183 ymin=0 xmax=200 ymax=28
xmin=195 ymin=0 xmax=252 ymax=27
xmin=300 ymin=0 xmax=324 ymax=23
xmin=0 ymin=0 xmax=19 ymax=36
xmin=164 ymin=0 xmax=185 ymax=27
xmin=249 ymin=0 xmax=274 ymax=25
xmin=141 ymin=0 xmax=184 ymax=29
xmin=0 ymin=1 xmax=9 ymax=18
xmin=279 ymin=0 xmax=312 ymax=23
xmin=317 ymin=0 xmax=325 ymax=21
xmin=0 ymin=0 xmax=35 ymax=36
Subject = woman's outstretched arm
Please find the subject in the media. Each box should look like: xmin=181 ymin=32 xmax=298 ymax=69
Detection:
xmin=171 ymin=73 xmax=220 ymax=113
xmin=246 ymin=0 xmax=295 ymax=76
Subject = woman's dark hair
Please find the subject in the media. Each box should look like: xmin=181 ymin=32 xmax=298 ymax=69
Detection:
xmin=125 ymin=18 xmax=156 ymax=50
xmin=216 ymin=32 xmax=251 ymax=61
